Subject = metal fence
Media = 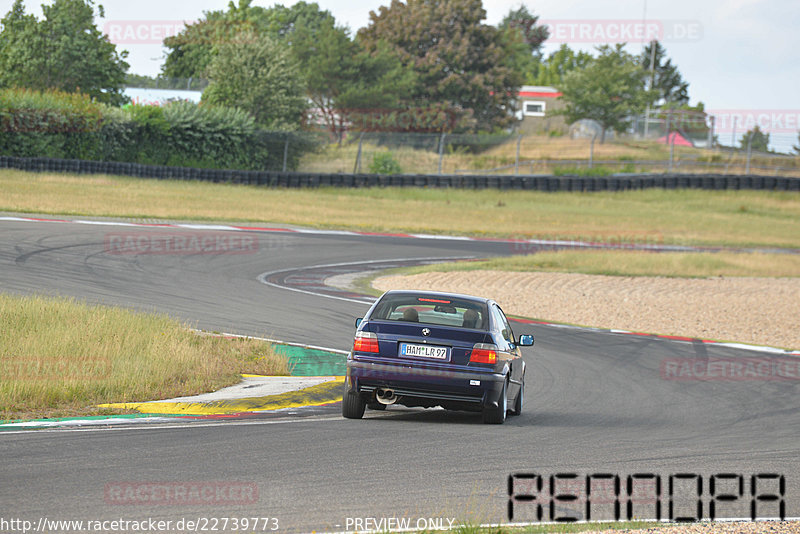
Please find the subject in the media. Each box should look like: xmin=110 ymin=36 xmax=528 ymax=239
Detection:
xmin=314 ymin=130 xmax=800 ymax=178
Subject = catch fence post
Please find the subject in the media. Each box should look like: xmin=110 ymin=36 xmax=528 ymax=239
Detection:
xmin=707 ymin=115 xmax=715 ymax=149
xmin=353 ymin=133 xmax=364 ymax=174
xmin=437 ymin=132 xmax=446 ymax=175
xmin=669 ymin=131 xmax=675 ymax=173
xmin=282 ymin=133 xmax=290 ymax=173
xmin=745 ymin=133 xmax=752 ymax=175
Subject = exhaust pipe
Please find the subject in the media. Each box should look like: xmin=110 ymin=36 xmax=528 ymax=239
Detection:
xmin=375 ymin=388 xmax=397 ymax=405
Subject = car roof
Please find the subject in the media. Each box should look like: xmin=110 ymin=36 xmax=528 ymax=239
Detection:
xmin=380 ymin=289 xmax=492 ymax=306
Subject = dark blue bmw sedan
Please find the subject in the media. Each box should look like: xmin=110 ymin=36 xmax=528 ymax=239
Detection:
xmin=343 ymin=290 xmax=533 ymax=424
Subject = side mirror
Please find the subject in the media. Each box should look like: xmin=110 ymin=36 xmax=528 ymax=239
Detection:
xmin=518 ymin=334 xmax=534 ymax=347
xmin=355 ymin=318 xmax=363 ymax=328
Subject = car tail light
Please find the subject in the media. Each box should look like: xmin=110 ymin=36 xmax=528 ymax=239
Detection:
xmin=469 ymin=343 xmax=498 ymax=364
xmin=353 ymin=331 xmax=379 ymax=353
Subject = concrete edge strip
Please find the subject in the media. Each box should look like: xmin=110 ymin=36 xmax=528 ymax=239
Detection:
xmin=0 ymin=414 xmax=192 ymax=430
xmin=4 ymin=215 xmax=799 ymax=253
xmin=0 ymin=378 xmax=345 ymax=429
xmin=96 ymin=377 xmax=345 ymax=416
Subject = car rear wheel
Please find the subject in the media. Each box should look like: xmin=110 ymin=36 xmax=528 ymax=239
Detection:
xmin=510 ymin=379 xmax=523 ymax=416
xmin=342 ymin=390 xmax=366 ymax=419
xmin=483 ymin=379 xmax=507 ymax=424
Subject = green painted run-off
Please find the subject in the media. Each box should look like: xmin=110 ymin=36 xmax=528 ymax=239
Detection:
xmin=274 ymin=344 xmax=347 ymax=377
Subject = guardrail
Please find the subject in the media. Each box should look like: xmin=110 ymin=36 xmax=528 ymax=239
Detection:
xmin=2 ymin=155 xmax=799 ymax=192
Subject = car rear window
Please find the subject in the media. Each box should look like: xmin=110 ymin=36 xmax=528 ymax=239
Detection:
xmin=370 ymin=294 xmax=488 ymax=329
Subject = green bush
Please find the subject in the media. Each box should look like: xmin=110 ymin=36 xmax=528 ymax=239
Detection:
xmin=553 ymin=166 xmax=614 ymax=177
xmin=125 ymin=104 xmax=171 ymax=165
xmin=162 ymin=101 xmax=262 ymax=169
xmin=369 ymin=152 xmax=402 ymax=175
xmin=0 ymin=88 xmax=104 ymax=159
xmin=0 ymin=88 xmax=320 ymax=171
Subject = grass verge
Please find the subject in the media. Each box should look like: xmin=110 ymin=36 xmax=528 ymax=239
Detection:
xmin=2 ymin=170 xmax=800 ymax=249
xmin=0 ymin=293 xmax=290 ymax=422
xmin=373 ymin=250 xmax=800 ymax=280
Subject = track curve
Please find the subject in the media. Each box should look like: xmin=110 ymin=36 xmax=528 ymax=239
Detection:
xmin=1 ymin=218 xmax=798 ymax=531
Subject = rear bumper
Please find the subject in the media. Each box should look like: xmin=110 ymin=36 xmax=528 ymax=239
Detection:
xmin=346 ymin=358 xmax=506 ymax=410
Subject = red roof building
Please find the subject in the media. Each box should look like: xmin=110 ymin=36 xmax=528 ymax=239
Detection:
xmin=515 ymin=85 xmax=567 ymax=134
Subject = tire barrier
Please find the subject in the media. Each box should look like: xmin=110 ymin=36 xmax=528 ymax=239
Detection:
xmin=1 ymin=155 xmax=798 ymax=192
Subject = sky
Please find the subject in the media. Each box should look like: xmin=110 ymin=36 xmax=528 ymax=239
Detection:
xmin=2 ymin=0 xmax=798 ymax=152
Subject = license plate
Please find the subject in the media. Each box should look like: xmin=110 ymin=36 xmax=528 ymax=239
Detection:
xmin=400 ymin=343 xmax=449 ymax=360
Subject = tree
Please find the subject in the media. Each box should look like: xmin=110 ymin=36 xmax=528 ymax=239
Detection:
xmin=741 ymin=125 xmax=770 ymax=152
xmin=794 ymin=132 xmax=800 ymax=155
xmin=0 ymin=0 xmax=129 ymax=105
xmin=641 ymin=41 xmax=689 ymax=107
xmin=497 ymin=5 xmax=549 ymax=80
xmin=558 ymin=44 xmax=650 ymax=143
xmin=162 ymin=1 xmax=264 ymax=79
xmin=259 ymin=1 xmax=334 ymax=41
xmin=0 ymin=0 xmax=39 ymax=89
xmin=162 ymin=0 xmax=334 ymax=80
xmin=358 ymin=0 xmax=522 ymax=132
xmin=529 ymin=44 xmax=593 ymax=86
xmin=293 ymin=23 xmax=415 ymax=139
xmin=498 ymin=4 xmax=549 ymax=56
xmin=202 ymin=33 xmax=307 ymax=129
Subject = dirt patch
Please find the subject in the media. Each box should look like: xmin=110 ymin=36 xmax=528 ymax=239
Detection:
xmin=372 ymin=271 xmax=800 ymax=350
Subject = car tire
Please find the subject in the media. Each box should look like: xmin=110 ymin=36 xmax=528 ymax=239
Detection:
xmin=367 ymin=402 xmax=387 ymax=411
xmin=483 ymin=379 xmax=508 ymax=424
xmin=510 ymin=379 xmax=523 ymax=416
xmin=342 ymin=390 xmax=366 ymax=419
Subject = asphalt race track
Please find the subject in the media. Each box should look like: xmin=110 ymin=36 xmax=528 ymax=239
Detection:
xmin=1 ymin=218 xmax=798 ymax=532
